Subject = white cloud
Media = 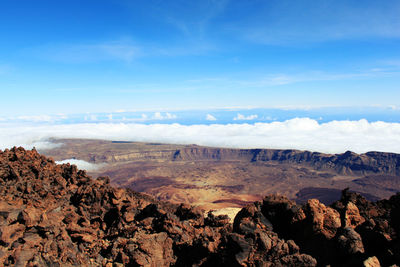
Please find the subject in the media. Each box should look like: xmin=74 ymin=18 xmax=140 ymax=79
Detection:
xmin=165 ymin=112 xmax=177 ymax=119
xmin=55 ymin=159 xmax=105 ymax=172
xmin=32 ymin=141 xmax=61 ymax=150
xmin=14 ymin=114 xmax=68 ymax=122
xmin=389 ymin=105 xmax=400 ymax=110
xmin=233 ymin=113 xmax=258 ymax=120
xmin=153 ymin=112 xmax=177 ymax=120
xmin=206 ymin=114 xmax=217 ymax=121
xmin=103 ymin=112 xmax=177 ymax=123
xmin=84 ymin=114 xmax=98 ymax=121
xmin=1 ymin=118 xmax=400 ymax=154
xmin=153 ymin=112 xmax=163 ymax=120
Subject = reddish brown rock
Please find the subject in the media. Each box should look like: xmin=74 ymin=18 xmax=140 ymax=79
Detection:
xmin=305 ymin=198 xmax=341 ymax=239
xmin=1 ymin=147 xmax=400 ymax=266
xmin=364 ymin=256 xmax=381 ymax=267
xmin=344 ymin=202 xmax=365 ymax=228
xmin=129 ymin=231 xmax=175 ymax=266
xmin=0 ymin=223 xmax=25 ymax=245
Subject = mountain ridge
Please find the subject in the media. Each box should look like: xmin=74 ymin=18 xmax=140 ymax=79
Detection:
xmin=48 ymin=139 xmax=400 ymax=176
xmin=171 ymin=147 xmax=400 ymax=176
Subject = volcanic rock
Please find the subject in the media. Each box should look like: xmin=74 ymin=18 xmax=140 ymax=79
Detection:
xmin=344 ymin=202 xmax=366 ymax=228
xmin=0 ymin=147 xmax=400 ymax=266
xmin=0 ymin=148 xmax=316 ymax=266
xmin=304 ymin=198 xmax=341 ymax=239
xmin=363 ymin=256 xmax=381 ymax=267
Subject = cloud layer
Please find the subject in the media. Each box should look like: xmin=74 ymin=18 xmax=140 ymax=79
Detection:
xmin=55 ymin=159 xmax=105 ymax=171
xmin=1 ymin=118 xmax=400 ymax=154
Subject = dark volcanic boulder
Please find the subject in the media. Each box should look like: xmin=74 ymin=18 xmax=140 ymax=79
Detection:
xmin=229 ymin=202 xmax=316 ymax=266
xmin=249 ymin=189 xmax=400 ymax=266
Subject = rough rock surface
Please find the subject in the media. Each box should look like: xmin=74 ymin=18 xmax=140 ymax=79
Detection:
xmin=0 ymin=148 xmax=315 ymax=266
xmin=0 ymin=147 xmax=399 ymax=266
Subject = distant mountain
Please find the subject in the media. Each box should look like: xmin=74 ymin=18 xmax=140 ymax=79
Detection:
xmin=172 ymin=147 xmax=400 ymax=176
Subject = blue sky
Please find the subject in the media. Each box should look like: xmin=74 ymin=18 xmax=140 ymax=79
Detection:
xmin=1 ymin=0 xmax=400 ymax=116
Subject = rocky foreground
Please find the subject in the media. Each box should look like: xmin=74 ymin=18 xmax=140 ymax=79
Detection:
xmin=0 ymin=148 xmax=399 ymax=266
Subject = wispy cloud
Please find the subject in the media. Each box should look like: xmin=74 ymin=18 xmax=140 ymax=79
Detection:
xmin=159 ymin=0 xmax=230 ymax=38
xmin=380 ymin=60 xmax=400 ymax=70
xmin=30 ymin=38 xmax=219 ymax=63
xmin=228 ymin=0 xmax=400 ymax=45
xmin=111 ymin=0 xmax=229 ymax=58
xmin=29 ymin=0 xmax=232 ymax=64
xmin=30 ymin=40 xmax=140 ymax=63
xmin=150 ymin=42 xmax=217 ymax=57
xmin=186 ymin=68 xmax=400 ymax=89
xmin=242 ymin=71 xmax=398 ymax=87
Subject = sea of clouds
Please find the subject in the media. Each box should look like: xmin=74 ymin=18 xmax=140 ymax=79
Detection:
xmin=1 ymin=118 xmax=400 ymax=154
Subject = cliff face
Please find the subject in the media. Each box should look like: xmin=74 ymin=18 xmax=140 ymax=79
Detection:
xmin=70 ymin=140 xmax=400 ymax=177
xmin=1 ymin=147 xmax=400 ymax=266
xmin=89 ymin=145 xmax=400 ymax=176
xmin=171 ymin=147 xmax=400 ymax=176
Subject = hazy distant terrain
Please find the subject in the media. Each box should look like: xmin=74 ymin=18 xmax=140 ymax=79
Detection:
xmin=41 ymin=139 xmax=400 ymax=213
